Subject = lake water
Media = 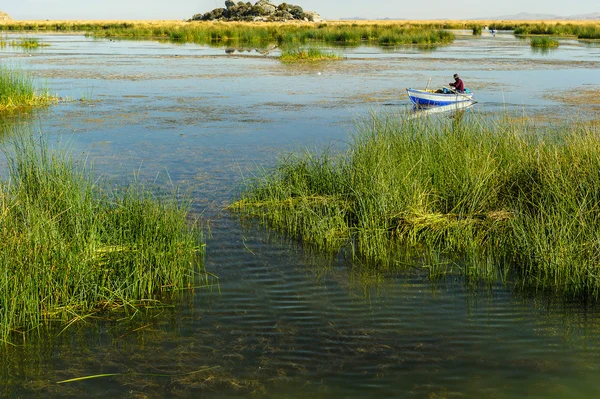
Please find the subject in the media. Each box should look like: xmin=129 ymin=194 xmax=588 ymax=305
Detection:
xmin=2 ymin=30 xmax=600 ymax=398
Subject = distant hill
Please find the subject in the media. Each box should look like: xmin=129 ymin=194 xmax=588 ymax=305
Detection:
xmin=0 ymin=11 xmax=11 ymax=21
xmin=480 ymin=12 xmax=600 ymax=20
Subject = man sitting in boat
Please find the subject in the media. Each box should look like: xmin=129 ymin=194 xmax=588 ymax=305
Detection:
xmin=449 ymin=74 xmax=465 ymax=93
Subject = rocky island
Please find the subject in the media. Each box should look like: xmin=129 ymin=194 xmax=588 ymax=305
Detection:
xmin=0 ymin=11 xmax=11 ymax=21
xmin=191 ymin=1 xmax=322 ymax=23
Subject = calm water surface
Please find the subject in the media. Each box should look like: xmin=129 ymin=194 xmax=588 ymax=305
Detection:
xmin=1 ymin=31 xmax=600 ymax=398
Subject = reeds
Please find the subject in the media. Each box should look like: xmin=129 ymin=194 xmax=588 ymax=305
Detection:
xmin=0 ymin=65 xmax=57 ymax=111
xmin=279 ymin=46 xmax=342 ymax=62
xmin=0 ymin=38 xmax=49 ymax=48
xmin=232 ymin=112 xmax=600 ymax=298
xmin=513 ymin=22 xmax=600 ymax=39
xmin=530 ymin=36 xmax=560 ymax=48
xmin=1 ymin=21 xmax=455 ymax=47
xmin=0 ymin=131 xmax=205 ymax=344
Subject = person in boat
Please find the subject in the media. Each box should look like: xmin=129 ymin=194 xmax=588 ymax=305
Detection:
xmin=449 ymin=73 xmax=465 ymax=93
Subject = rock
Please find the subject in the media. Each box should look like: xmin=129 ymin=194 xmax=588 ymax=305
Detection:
xmin=190 ymin=1 xmax=320 ymax=22
xmin=304 ymin=11 xmax=322 ymax=22
xmin=256 ymin=0 xmax=277 ymax=14
xmin=0 ymin=11 xmax=11 ymax=21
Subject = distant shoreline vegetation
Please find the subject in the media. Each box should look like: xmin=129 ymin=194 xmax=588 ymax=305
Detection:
xmin=1 ymin=20 xmax=598 ymax=47
xmin=0 ymin=21 xmax=457 ymax=48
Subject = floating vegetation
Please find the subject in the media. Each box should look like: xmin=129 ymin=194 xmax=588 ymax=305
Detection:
xmin=279 ymin=46 xmax=342 ymax=62
xmin=0 ymin=65 xmax=58 ymax=111
xmin=0 ymin=129 xmax=206 ymax=344
xmin=530 ymin=36 xmax=560 ymax=48
xmin=232 ymin=112 xmax=600 ymax=298
xmin=0 ymin=37 xmax=49 ymax=48
xmin=546 ymin=85 xmax=600 ymax=110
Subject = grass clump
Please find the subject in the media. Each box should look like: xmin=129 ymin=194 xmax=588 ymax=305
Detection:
xmin=0 ymin=38 xmax=49 ymax=48
xmin=232 ymin=112 xmax=600 ymax=298
xmin=279 ymin=46 xmax=342 ymax=62
xmin=0 ymin=65 xmax=57 ymax=111
xmin=530 ymin=36 xmax=560 ymax=48
xmin=0 ymin=131 xmax=205 ymax=344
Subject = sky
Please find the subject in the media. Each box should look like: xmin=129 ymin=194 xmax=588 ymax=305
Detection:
xmin=3 ymin=0 xmax=599 ymax=21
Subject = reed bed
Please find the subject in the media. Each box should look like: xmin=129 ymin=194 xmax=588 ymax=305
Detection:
xmin=512 ymin=22 xmax=600 ymax=39
xmin=0 ymin=38 xmax=49 ymax=48
xmin=0 ymin=131 xmax=205 ymax=344
xmin=0 ymin=21 xmax=455 ymax=47
xmin=530 ymin=36 xmax=560 ymax=48
xmin=0 ymin=65 xmax=57 ymax=111
xmin=232 ymin=112 xmax=600 ymax=298
xmin=279 ymin=46 xmax=341 ymax=62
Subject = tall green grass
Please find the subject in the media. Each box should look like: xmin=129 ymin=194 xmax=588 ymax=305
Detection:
xmin=530 ymin=36 xmax=560 ymax=48
xmin=0 ymin=38 xmax=49 ymax=48
xmin=0 ymin=65 xmax=57 ymax=111
xmin=232 ymin=112 xmax=600 ymax=298
xmin=1 ymin=21 xmax=455 ymax=47
xmin=513 ymin=22 xmax=600 ymax=39
xmin=0 ymin=131 xmax=205 ymax=344
xmin=279 ymin=46 xmax=342 ymax=62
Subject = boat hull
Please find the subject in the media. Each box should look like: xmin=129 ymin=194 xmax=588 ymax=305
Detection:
xmin=406 ymin=88 xmax=474 ymax=107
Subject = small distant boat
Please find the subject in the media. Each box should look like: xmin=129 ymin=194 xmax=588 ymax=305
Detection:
xmin=406 ymin=87 xmax=474 ymax=108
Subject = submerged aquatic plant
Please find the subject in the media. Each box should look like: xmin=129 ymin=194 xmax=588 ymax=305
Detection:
xmin=0 ymin=130 xmax=205 ymax=344
xmin=233 ymin=112 xmax=600 ymax=298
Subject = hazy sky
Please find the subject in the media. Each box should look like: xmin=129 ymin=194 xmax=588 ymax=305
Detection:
xmin=4 ymin=0 xmax=599 ymax=21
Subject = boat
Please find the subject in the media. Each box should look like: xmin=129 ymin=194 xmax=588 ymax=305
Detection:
xmin=406 ymin=87 xmax=474 ymax=108
xmin=409 ymin=101 xmax=475 ymax=118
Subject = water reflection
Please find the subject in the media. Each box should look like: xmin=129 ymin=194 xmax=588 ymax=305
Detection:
xmin=409 ymin=101 xmax=476 ymax=118
xmin=224 ymin=44 xmax=279 ymax=55
xmin=531 ymin=46 xmax=558 ymax=56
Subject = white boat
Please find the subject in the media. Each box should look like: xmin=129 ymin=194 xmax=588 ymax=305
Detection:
xmin=406 ymin=87 xmax=474 ymax=108
xmin=409 ymin=101 xmax=475 ymax=119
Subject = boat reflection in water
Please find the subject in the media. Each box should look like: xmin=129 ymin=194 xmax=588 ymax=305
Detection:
xmin=409 ymin=100 xmax=477 ymax=118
